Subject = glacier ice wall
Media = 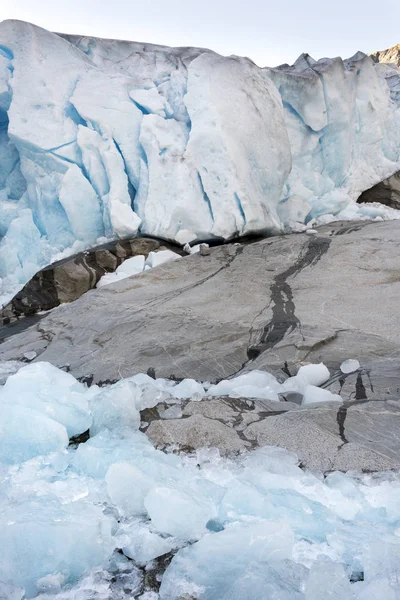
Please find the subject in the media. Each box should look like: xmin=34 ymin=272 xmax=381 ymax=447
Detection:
xmin=0 ymin=19 xmax=400 ymax=301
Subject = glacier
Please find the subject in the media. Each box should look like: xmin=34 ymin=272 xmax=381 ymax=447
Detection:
xmin=1 ymin=360 xmax=400 ymax=598
xmin=0 ymin=19 xmax=400 ymax=302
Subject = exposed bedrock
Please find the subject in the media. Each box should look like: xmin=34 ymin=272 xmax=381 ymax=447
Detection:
xmin=1 ymin=220 xmax=400 ymax=406
xmin=0 ymin=237 xmax=169 ymax=324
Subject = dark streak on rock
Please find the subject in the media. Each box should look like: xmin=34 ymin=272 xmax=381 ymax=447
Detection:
xmin=336 ymin=405 xmax=348 ymax=444
xmin=355 ymin=372 xmax=367 ymax=400
xmin=247 ymin=236 xmax=331 ymax=360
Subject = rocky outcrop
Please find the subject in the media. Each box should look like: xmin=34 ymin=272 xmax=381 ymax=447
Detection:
xmin=371 ymin=43 xmax=400 ymax=66
xmin=0 ymin=237 xmax=163 ymax=324
xmin=140 ymin=394 xmax=400 ymax=472
xmin=1 ymin=220 xmax=400 ymax=406
xmin=357 ymin=171 xmax=400 ymax=209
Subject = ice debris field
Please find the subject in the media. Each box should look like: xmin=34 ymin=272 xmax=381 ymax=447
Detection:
xmin=1 ymin=20 xmax=400 ymax=303
xmin=1 ymin=359 xmax=400 ymax=599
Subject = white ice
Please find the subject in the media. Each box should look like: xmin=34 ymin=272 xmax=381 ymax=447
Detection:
xmin=1 ymin=20 xmax=400 ymax=302
xmin=96 ymin=250 xmax=181 ymax=288
xmin=297 ymin=363 xmax=330 ymax=386
xmin=0 ymin=361 xmax=399 ymax=598
xmin=341 ymin=359 xmax=361 ymax=374
xmin=301 ymin=385 xmax=343 ymax=406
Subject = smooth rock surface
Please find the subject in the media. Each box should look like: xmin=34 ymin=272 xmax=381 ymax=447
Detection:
xmin=1 ymin=220 xmax=400 ymax=404
xmin=140 ymin=394 xmax=400 ymax=471
xmin=146 ymin=413 xmax=250 ymax=454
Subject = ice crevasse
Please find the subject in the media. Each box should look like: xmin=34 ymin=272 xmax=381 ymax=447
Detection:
xmin=0 ymin=19 xmax=400 ymax=301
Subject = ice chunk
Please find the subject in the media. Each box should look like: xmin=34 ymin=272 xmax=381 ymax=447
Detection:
xmin=89 ymin=380 xmax=140 ymax=436
xmin=0 ymin=581 xmax=24 ymax=600
xmin=297 ymin=363 xmax=330 ymax=386
xmin=23 ymin=351 xmax=37 ymax=361
xmin=36 ymin=573 xmax=65 ymax=595
xmin=159 ymin=520 xmax=298 ymax=600
xmin=97 ymin=251 xmax=181 ymax=287
xmin=0 ymin=499 xmax=114 ymax=597
xmin=106 ymin=462 xmax=154 ymax=516
xmin=72 ymin=429 xmax=154 ymax=478
xmin=302 ymin=385 xmax=343 ymax=405
xmin=363 ymin=540 xmax=400 ymax=585
xmin=96 ymin=272 xmax=125 ymax=288
xmin=145 ymin=250 xmax=181 ymax=269
xmin=281 ymin=374 xmax=309 ymax=396
xmin=118 ymin=521 xmax=174 ymax=565
xmin=170 ymin=379 xmax=205 ymax=400
xmin=305 ymin=558 xmax=354 ymax=599
xmin=145 ymin=486 xmax=217 ymax=540
xmin=0 ymin=405 xmax=68 ymax=464
xmin=96 ymin=255 xmax=145 ymax=288
xmin=207 ymin=370 xmax=282 ymax=400
xmin=159 ymin=404 xmax=183 ymax=419
xmin=116 ymin=254 xmax=145 ymax=276
xmin=355 ymin=578 xmax=397 ymax=600
xmin=0 ymin=362 xmax=91 ymax=437
xmin=340 ymin=359 xmax=360 ymax=374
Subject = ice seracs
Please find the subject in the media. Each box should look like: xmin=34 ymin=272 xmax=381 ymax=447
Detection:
xmin=0 ymin=20 xmax=400 ymax=302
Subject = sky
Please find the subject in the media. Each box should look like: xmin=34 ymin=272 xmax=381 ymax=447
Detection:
xmin=1 ymin=0 xmax=400 ymax=67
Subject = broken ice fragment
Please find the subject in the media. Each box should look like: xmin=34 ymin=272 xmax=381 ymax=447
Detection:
xmin=106 ymin=462 xmax=154 ymax=517
xmin=301 ymin=385 xmax=342 ymax=406
xmin=145 ymin=486 xmax=217 ymax=540
xmin=0 ymin=405 xmax=69 ymax=464
xmin=340 ymin=359 xmax=360 ymax=374
xmin=145 ymin=250 xmax=181 ymax=269
xmin=118 ymin=521 xmax=174 ymax=565
xmin=297 ymin=363 xmax=330 ymax=386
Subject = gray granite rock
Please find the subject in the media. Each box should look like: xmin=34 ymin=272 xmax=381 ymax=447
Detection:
xmin=0 ymin=237 xmax=163 ymax=324
xmin=243 ymin=401 xmax=400 ymax=472
xmin=146 ymin=414 xmax=250 ymax=454
xmin=140 ymin=393 xmax=400 ymax=471
xmin=1 ymin=220 xmax=400 ymax=405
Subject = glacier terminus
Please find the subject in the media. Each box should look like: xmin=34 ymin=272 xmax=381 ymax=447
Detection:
xmin=0 ymin=19 xmax=400 ymax=303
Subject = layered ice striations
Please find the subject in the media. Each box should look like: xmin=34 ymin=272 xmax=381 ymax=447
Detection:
xmin=0 ymin=20 xmax=400 ymax=302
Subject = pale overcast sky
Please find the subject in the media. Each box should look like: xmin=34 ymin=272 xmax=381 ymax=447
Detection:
xmin=1 ymin=0 xmax=399 ymax=67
